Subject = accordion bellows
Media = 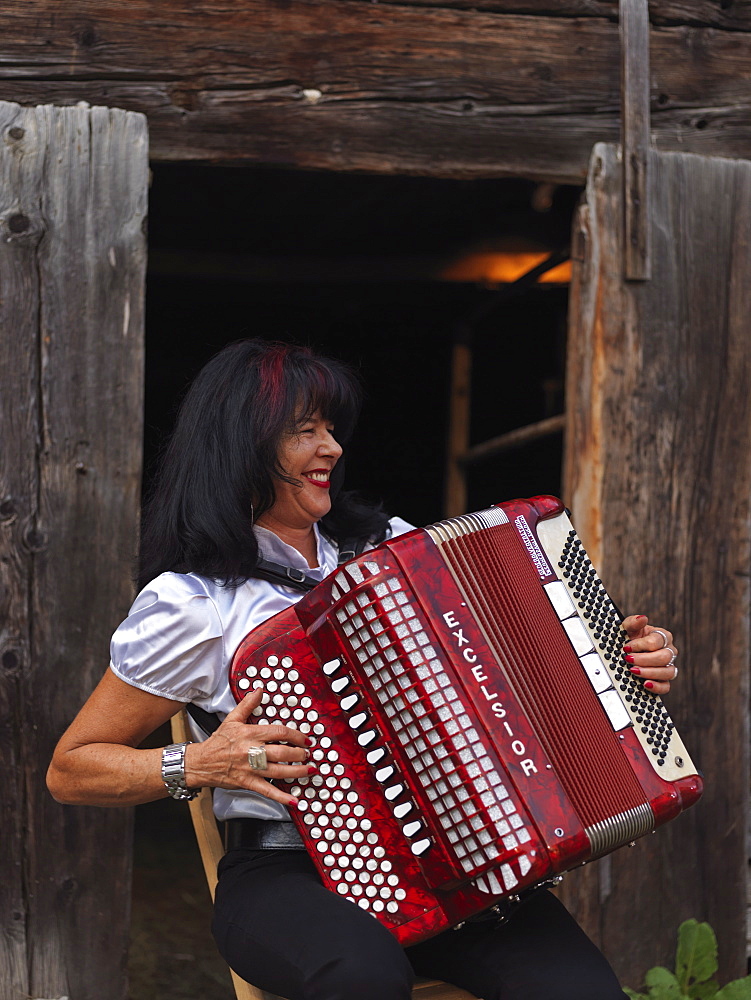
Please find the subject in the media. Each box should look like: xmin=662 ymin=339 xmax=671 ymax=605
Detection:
xmin=230 ymin=496 xmax=702 ymax=945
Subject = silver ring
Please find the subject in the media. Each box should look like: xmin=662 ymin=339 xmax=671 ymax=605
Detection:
xmin=247 ymin=746 xmax=268 ymax=771
xmin=652 ymin=629 xmax=670 ymax=649
xmin=672 ymin=666 xmax=679 ymax=679
xmin=666 ymin=649 xmax=677 ymax=666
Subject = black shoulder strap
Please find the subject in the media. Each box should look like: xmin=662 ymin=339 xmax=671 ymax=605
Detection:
xmin=185 ymin=531 xmax=372 ymax=729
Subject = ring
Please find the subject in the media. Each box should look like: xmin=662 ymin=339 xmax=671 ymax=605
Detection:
xmin=672 ymin=666 xmax=679 ymax=679
xmin=247 ymin=746 xmax=268 ymax=771
xmin=666 ymin=650 xmax=677 ymax=666
xmin=652 ymin=629 xmax=670 ymax=649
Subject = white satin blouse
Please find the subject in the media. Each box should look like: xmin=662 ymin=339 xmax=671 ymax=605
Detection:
xmin=110 ymin=517 xmax=414 ymax=823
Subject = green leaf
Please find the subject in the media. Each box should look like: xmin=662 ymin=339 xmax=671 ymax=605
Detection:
xmin=645 ymin=966 xmax=690 ymax=999
xmin=624 ymin=989 xmax=649 ymax=1000
xmin=716 ymin=977 xmax=751 ymax=1000
xmin=688 ymin=981 xmax=719 ymax=1000
xmin=676 ymin=920 xmax=719 ymax=990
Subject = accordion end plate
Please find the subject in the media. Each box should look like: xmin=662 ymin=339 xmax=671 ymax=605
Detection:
xmin=585 ymin=803 xmax=655 ymax=858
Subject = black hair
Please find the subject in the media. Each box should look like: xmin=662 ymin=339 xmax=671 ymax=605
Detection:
xmin=138 ymin=340 xmax=390 ymax=588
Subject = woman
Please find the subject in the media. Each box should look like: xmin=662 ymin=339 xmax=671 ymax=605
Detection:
xmin=47 ymin=339 xmax=680 ymax=1000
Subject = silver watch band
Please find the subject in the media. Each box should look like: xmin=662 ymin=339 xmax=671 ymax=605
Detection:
xmin=162 ymin=742 xmax=200 ymax=801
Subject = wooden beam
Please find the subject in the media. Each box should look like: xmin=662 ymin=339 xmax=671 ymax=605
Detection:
xmin=0 ymin=100 xmax=147 ymax=1000
xmin=620 ymin=0 xmax=651 ymax=280
xmin=0 ymin=3 xmax=750 ymax=180
xmin=562 ymin=142 xmax=751 ymax=983
xmin=461 ymin=414 xmax=565 ymax=465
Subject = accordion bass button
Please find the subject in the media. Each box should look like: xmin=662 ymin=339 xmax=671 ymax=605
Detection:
xmin=411 ymin=838 xmax=432 ymax=857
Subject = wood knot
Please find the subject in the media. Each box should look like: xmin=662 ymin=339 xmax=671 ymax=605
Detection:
xmin=0 ymin=497 xmax=16 ymax=522
xmin=22 ymin=523 xmax=48 ymax=553
xmin=7 ymin=214 xmax=30 ymax=233
xmin=2 ymin=649 xmax=21 ymax=673
xmin=8 ymin=127 xmax=25 ymax=141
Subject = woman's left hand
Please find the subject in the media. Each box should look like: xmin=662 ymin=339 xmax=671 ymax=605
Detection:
xmin=621 ymin=615 xmax=678 ymax=695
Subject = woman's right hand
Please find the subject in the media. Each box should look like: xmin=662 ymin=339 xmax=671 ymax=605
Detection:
xmin=185 ymin=686 xmax=314 ymax=807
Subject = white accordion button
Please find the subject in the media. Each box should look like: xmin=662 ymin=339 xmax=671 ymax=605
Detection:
xmin=598 ymin=689 xmax=631 ymax=731
xmin=580 ymin=652 xmax=612 ymax=694
xmin=393 ymin=802 xmax=413 ymax=819
xmin=411 ymin=838 xmax=432 ymax=856
xmin=562 ymin=617 xmax=594 ymax=656
xmin=543 ymin=581 xmax=576 ymax=620
xmin=323 ymin=659 xmax=342 ymax=676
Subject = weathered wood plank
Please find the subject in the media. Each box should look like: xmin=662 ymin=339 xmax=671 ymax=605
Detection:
xmin=0 ymin=2 xmax=749 ymax=179
xmin=620 ymin=0 xmax=651 ymax=280
xmin=0 ymin=100 xmax=147 ymax=1000
xmin=562 ymin=143 xmax=751 ymax=983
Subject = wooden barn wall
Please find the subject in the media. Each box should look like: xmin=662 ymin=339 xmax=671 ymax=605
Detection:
xmin=562 ymin=142 xmax=751 ymax=984
xmin=0 ymin=100 xmax=147 ymax=1000
xmin=0 ymin=1 xmax=750 ymax=181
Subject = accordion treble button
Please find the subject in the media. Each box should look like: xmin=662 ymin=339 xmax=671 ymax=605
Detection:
xmin=322 ymin=659 xmax=342 ymax=676
xmin=331 ymin=676 xmax=350 ymax=694
xmin=349 ymin=712 xmax=369 ymax=729
xmin=375 ymin=765 xmax=395 ymax=783
xmin=358 ymin=730 xmax=378 ymax=747
xmin=403 ymin=820 xmax=422 ymax=838
xmin=366 ymin=747 xmax=387 ymax=765
xmin=385 ymin=783 xmax=404 ymax=801
xmin=340 ymin=694 xmax=359 ymax=712
xmin=393 ymin=801 xmax=413 ymax=820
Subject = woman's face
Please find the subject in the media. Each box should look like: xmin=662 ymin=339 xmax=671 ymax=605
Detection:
xmin=265 ymin=411 xmax=343 ymax=531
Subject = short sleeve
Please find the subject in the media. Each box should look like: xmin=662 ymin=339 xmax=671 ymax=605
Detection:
xmin=388 ymin=516 xmax=416 ymax=538
xmin=109 ymin=573 xmax=224 ymax=703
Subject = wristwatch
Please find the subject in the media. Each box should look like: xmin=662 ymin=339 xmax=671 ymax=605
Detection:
xmin=161 ymin=742 xmax=200 ymax=801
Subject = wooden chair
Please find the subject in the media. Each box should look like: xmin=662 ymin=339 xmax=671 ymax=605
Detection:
xmin=171 ymin=709 xmax=479 ymax=1000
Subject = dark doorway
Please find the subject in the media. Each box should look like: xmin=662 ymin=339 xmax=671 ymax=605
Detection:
xmin=129 ymin=164 xmax=579 ymax=999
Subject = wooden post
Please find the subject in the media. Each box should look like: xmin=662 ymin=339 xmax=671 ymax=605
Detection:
xmin=0 ymin=100 xmax=147 ymax=1000
xmin=563 ymin=143 xmax=751 ymax=983
xmin=444 ymin=331 xmax=472 ymax=517
xmin=620 ymin=0 xmax=651 ymax=281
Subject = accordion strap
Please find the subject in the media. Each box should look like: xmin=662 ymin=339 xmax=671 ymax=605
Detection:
xmin=185 ymin=532 xmax=369 ymax=733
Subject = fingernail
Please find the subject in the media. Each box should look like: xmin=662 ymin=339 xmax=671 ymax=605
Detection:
xmin=629 ymin=666 xmax=641 ymax=675
xmin=623 ymin=645 xmax=633 ymax=653
xmin=288 ymin=797 xmax=300 ymax=808
xmin=307 ymin=763 xmax=318 ymax=771
xmin=306 ymin=737 xmax=316 ymax=746
xmin=637 ymin=615 xmax=647 ymax=621
xmin=645 ymin=681 xmax=654 ymax=690
xmin=625 ymin=654 xmax=635 ymax=663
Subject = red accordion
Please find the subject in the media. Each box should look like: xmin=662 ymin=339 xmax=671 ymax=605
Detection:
xmin=229 ymin=496 xmax=702 ymax=945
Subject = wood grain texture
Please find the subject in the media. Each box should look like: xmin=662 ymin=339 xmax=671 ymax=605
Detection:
xmin=620 ymin=0 xmax=651 ymax=280
xmin=562 ymin=143 xmax=751 ymax=983
xmin=0 ymin=100 xmax=147 ymax=1000
xmin=0 ymin=2 xmax=749 ymax=180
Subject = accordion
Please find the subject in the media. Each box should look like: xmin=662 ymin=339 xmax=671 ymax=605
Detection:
xmin=229 ymin=496 xmax=702 ymax=945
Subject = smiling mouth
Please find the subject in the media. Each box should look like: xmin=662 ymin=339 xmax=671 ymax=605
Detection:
xmin=304 ymin=470 xmax=331 ymax=488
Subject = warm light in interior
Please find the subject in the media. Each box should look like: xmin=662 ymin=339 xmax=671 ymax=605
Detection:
xmin=441 ymin=252 xmax=571 ymax=284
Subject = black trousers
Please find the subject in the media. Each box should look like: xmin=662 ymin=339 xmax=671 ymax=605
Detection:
xmin=212 ymin=850 xmax=627 ymax=1000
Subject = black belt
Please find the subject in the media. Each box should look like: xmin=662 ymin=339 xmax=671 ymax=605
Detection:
xmin=224 ymin=818 xmax=305 ymax=851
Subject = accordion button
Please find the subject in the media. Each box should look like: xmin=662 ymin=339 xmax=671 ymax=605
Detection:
xmin=349 ymin=712 xmax=369 ymax=729
xmin=331 ymin=676 xmax=350 ymax=694
xmin=323 ymin=659 xmax=342 ymax=676
xmin=385 ymin=783 xmax=404 ymax=801
xmin=393 ymin=802 xmax=413 ymax=820
xmin=375 ymin=765 xmax=395 ymax=783
xmin=411 ymin=838 xmax=432 ymax=856
xmin=340 ymin=694 xmax=359 ymax=712
xmin=403 ymin=820 xmax=422 ymax=838
xmin=358 ymin=730 xmax=378 ymax=747
xmin=366 ymin=747 xmax=387 ymax=765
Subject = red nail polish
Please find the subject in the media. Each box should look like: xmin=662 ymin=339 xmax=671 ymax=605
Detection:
xmin=645 ymin=681 xmax=654 ymax=690
xmin=623 ymin=645 xmax=632 ymax=653
xmin=306 ymin=737 xmax=316 ymax=747
xmin=637 ymin=615 xmax=647 ymax=621
xmin=307 ymin=763 xmax=318 ymax=771
xmin=289 ymin=797 xmax=300 ymax=808
xmin=629 ymin=666 xmax=641 ymax=675
xmin=625 ymin=654 xmax=634 ymax=663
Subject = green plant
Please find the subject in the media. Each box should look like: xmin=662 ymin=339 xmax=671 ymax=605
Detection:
xmin=625 ymin=920 xmax=751 ymax=1000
